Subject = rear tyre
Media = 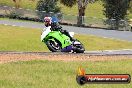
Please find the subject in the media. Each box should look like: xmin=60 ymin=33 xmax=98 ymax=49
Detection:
xmin=46 ymin=40 xmax=61 ymax=52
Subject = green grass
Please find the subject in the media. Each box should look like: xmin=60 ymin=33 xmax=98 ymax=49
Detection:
xmin=0 ymin=0 xmax=38 ymax=10
xmin=75 ymin=34 xmax=132 ymax=50
xmin=0 ymin=24 xmax=49 ymax=52
xmin=0 ymin=24 xmax=132 ymax=51
xmin=0 ymin=59 xmax=132 ymax=88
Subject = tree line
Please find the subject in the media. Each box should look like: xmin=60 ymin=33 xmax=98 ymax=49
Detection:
xmin=12 ymin=0 xmax=132 ymax=29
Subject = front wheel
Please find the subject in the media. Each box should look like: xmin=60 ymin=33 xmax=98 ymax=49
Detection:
xmin=46 ymin=40 xmax=61 ymax=52
xmin=73 ymin=40 xmax=85 ymax=53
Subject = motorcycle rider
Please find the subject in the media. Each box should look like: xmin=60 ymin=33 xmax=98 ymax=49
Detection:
xmin=42 ymin=16 xmax=84 ymax=53
xmin=43 ymin=16 xmax=75 ymax=41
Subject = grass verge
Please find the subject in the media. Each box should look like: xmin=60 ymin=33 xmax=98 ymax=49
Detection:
xmin=0 ymin=59 xmax=132 ymax=88
xmin=0 ymin=24 xmax=132 ymax=51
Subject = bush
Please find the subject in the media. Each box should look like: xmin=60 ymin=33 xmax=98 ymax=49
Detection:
xmin=104 ymin=19 xmax=129 ymax=30
xmin=8 ymin=11 xmax=22 ymax=19
xmin=102 ymin=0 xmax=130 ymax=30
xmin=36 ymin=0 xmax=61 ymax=20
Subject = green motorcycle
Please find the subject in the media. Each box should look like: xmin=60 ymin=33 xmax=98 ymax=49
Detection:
xmin=41 ymin=26 xmax=85 ymax=53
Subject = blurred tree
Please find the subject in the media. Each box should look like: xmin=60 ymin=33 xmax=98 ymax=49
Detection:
xmin=60 ymin=0 xmax=95 ymax=26
xmin=12 ymin=0 xmax=21 ymax=8
xmin=102 ymin=0 xmax=130 ymax=29
xmin=36 ymin=0 xmax=60 ymax=19
xmin=129 ymin=0 xmax=132 ymax=13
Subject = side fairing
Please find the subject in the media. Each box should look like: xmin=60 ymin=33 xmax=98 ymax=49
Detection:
xmin=44 ymin=31 xmax=71 ymax=48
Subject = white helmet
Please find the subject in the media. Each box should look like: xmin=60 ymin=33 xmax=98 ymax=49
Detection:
xmin=44 ymin=17 xmax=52 ymax=24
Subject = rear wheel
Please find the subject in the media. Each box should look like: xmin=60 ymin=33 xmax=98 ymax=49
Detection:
xmin=46 ymin=40 xmax=61 ymax=52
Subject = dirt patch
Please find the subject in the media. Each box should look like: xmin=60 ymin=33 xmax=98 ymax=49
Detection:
xmin=0 ymin=53 xmax=132 ymax=63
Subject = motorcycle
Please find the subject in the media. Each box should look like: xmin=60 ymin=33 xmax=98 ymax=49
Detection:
xmin=41 ymin=26 xmax=85 ymax=53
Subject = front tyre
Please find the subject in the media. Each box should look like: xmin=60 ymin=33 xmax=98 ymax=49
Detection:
xmin=46 ymin=40 xmax=61 ymax=52
xmin=73 ymin=40 xmax=85 ymax=53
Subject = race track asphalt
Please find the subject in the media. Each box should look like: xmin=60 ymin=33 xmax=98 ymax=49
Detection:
xmin=0 ymin=19 xmax=132 ymax=42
